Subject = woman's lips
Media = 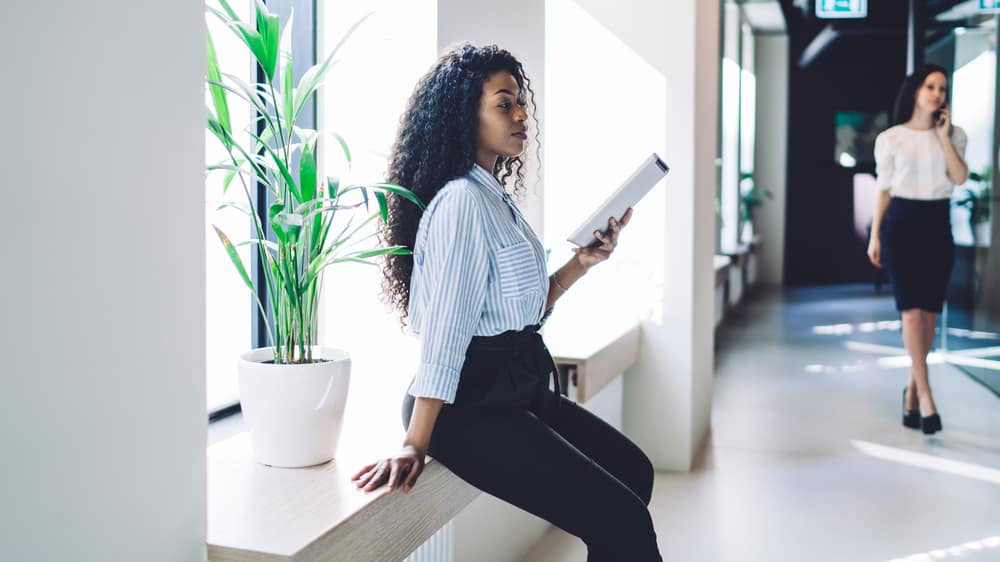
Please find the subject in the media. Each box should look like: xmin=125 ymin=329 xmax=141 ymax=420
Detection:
xmin=512 ymin=132 xmax=527 ymax=140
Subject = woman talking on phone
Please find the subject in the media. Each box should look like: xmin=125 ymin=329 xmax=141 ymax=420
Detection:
xmin=868 ymin=64 xmax=968 ymax=435
xmin=352 ymin=43 xmax=663 ymax=560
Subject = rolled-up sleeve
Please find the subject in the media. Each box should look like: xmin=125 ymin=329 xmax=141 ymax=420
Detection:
xmin=409 ymin=187 xmax=490 ymax=403
xmin=874 ymin=132 xmax=893 ymax=190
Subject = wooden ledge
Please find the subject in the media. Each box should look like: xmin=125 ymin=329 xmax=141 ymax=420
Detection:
xmin=207 ymin=433 xmax=478 ymax=562
xmin=545 ymin=323 xmax=641 ymax=403
xmin=208 ymin=319 xmax=644 ymax=561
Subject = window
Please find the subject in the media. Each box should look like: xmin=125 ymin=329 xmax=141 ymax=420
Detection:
xmin=317 ymin=1 xmax=436 ymax=409
xmin=544 ymin=0 xmax=666 ymax=329
xmin=205 ymin=0 xmax=253 ymax=412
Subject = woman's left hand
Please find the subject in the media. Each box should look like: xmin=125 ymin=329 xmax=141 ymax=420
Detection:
xmin=573 ymin=208 xmax=633 ymax=269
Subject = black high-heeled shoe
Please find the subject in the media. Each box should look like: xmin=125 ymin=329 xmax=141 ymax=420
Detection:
xmin=902 ymin=388 xmax=920 ymax=429
xmin=921 ymin=413 xmax=942 ymax=435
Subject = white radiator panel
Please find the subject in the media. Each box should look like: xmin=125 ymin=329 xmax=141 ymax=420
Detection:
xmin=403 ymin=520 xmax=454 ymax=562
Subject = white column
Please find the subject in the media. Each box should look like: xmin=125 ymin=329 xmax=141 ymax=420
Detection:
xmin=755 ymin=34 xmax=789 ymax=286
xmin=1 ymin=2 xmax=206 ymax=561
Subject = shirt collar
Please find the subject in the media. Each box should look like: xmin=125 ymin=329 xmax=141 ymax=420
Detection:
xmin=468 ymin=164 xmax=508 ymax=202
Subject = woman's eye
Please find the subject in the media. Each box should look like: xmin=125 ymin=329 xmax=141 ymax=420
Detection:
xmin=499 ymin=102 xmax=511 ymax=110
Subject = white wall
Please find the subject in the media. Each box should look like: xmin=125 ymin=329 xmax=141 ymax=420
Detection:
xmin=0 ymin=3 xmax=207 ymax=561
xmin=753 ymin=34 xmax=789 ymax=285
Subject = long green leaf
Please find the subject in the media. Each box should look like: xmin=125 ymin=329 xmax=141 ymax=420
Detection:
xmin=254 ymin=0 xmax=280 ymax=81
xmin=374 ymin=191 xmax=388 ymax=223
xmin=350 ymin=246 xmax=412 ymax=259
xmin=213 ymin=0 xmax=240 ymax=22
xmin=216 ymin=201 xmax=252 ymax=216
xmin=207 ymin=80 xmax=282 ymax=163
xmin=236 ymin=238 xmax=280 ymax=254
xmin=328 ymin=131 xmax=352 ymax=168
xmin=207 ymin=7 xmax=269 ymax=73
xmin=279 ymin=8 xmax=295 ymax=136
xmin=370 ymin=182 xmax=425 ymax=209
xmin=214 ymin=225 xmax=254 ymax=291
xmin=269 ymin=202 xmax=287 ymax=244
xmin=300 ymin=135 xmax=317 ymax=203
xmin=207 ymin=115 xmax=271 ymax=188
xmin=246 ymin=128 xmax=300 ymax=202
xmin=206 ymin=33 xmax=232 ymax=149
xmin=297 ymin=200 xmax=365 ymax=219
xmin=216 ymin=73 xmax=277 ymax=134
xmin=214 ymin=226 xmax=276 ymax=349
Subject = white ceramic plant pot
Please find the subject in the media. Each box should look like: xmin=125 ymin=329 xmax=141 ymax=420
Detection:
xmin=238 ymin=347 xmax=351 ymax=468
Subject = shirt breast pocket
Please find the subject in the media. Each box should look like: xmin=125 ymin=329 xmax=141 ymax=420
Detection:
xmin=494 ymin=241 xmax=541 ymax=300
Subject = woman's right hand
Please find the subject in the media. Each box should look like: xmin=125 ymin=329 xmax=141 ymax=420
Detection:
xmin=867 ymin=239 xmax=882 ymax=268
xmin=352 ymin=445 xmax=426 ymax=493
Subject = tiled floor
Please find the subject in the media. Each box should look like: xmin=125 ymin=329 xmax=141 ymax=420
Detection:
xmin=524 ymin=285 xmax=1000 ymax=562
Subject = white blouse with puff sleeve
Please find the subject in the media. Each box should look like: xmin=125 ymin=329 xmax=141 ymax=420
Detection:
xmin=873 ymin=124 xmax=967 ymax=200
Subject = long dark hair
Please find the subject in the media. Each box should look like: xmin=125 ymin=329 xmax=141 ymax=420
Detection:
xmin=378 ymin=43 xmax=539 ymax=327
xmin=892 ymin=64 xmax=949 ymax=125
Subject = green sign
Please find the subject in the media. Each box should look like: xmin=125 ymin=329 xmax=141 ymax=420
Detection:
xmin=980 ymin=0 xmax=1000 ymax=12
xmin=816 ymin=0 xmax=868 ymax=19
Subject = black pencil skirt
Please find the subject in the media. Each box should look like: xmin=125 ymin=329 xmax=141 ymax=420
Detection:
xmin=880 ymin=197 xmax=954 ymax=313
xmin=402 ymin=325 xmax=662 ymax=562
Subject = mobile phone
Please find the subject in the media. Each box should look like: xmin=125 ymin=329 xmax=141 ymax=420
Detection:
xmin=934 ymin=103 xmax=947 ymax=126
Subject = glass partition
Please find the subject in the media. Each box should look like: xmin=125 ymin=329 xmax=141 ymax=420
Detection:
xmin=940 ymin=15 xmax=1000 ymax=396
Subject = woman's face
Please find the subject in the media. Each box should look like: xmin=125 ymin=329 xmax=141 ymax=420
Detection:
xmin=915 ymin=71 xmax=948 ymax=115
xmin=476 ymin=71 xmax=528 ymax=169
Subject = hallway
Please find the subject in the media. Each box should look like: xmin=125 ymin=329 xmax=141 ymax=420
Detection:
xmin=525 ymin=286 xmax=1000 ymax=562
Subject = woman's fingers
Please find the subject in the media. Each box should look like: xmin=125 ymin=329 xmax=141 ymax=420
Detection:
xmin=354 ymin=464 xmax=381 ymax=488
xmin=577 ymin=248 xmax=612 ymax=262
xmin=593 ymin=229 xmax=615 ymax=250
xmin=363 ymin=464 xmax=390 ymax=492
xmin=620 ymin=207 xmax=633 ymax=227
xmin=352 ymin=463 xmax=377 ymax=481
xmin=387 ymin=462 xmax=402 ymax=491
xmin=403 ymin=464 xmax=421 ymax=493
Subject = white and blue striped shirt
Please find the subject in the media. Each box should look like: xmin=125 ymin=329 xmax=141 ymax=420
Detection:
xmin=407 ymin=164 xmax=550 ymax=403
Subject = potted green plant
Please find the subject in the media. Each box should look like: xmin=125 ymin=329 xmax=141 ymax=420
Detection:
xmin=739 ymin=171 xmax=772 ymax=244
xmin=956 ymin=168 xmax=992 ymax=246
xmin=205 ymin=0 xmax=422 ymax=467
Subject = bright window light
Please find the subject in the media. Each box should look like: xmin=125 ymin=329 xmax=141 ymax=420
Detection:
xmin=852 ymin=440 xmax=1000 ymax=485
xmin=317 ymin=1 xmax=435 ymax=408
xmin=205 ymin=0 xmax=252 ymax=411
xmin=544 ymin=0 xmax=666 ymax=330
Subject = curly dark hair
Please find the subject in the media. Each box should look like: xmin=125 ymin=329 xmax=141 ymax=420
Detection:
xmin=378 ymin=43 xmax=539 ymax=327
xmin=892 ymin=64 xmax=948 ymax=125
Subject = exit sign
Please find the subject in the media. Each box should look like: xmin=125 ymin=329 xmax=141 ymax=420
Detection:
xmin=816 ymin=0 xmax=868 ymax=19
xmin=981 ymin=0 xmax=1000 ymax=12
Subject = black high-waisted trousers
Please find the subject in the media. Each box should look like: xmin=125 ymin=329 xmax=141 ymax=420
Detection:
xmin=402 ymin=325 xmax=662 ymax=562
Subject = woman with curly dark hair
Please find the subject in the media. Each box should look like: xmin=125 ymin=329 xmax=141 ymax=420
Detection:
xmin=352 ymin=43 xmax=662 ymax=560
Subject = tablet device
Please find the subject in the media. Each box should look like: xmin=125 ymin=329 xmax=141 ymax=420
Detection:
xmin=566 ymin=153 xmax=669 ymax=247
